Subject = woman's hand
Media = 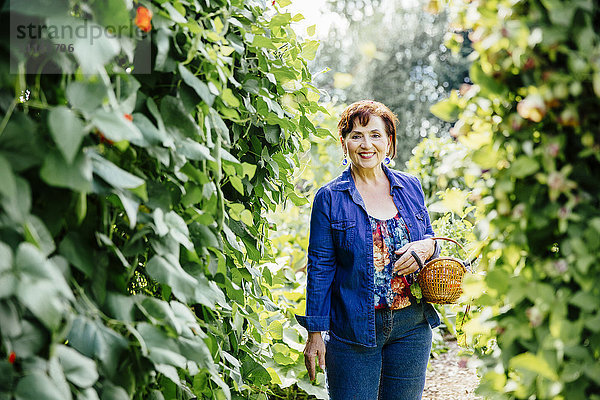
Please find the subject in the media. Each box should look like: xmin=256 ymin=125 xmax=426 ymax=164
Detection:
xmin=393 ymin=238 xmax=435 ymax=275
xmin=303 ymin=331 xmax=326 ymax=381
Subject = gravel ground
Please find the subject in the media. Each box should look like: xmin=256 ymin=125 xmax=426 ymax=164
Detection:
xmin=422 ymin=339 xmax=482 ymax=400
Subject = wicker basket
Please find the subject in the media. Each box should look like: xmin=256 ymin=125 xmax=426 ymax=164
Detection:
xmin=410 ymin=237 xmax=472 ymax=304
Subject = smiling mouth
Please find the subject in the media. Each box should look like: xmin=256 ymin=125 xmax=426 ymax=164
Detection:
xmin=359 ymin=152 xmax=375 ymax=158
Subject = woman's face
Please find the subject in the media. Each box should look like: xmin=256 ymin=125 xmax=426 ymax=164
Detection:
xmin=341 ymin=114 xmax=391 ymax=172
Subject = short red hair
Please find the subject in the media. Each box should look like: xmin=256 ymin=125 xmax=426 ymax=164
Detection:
xmin=337 ymin=100 xmax=399 ymax=159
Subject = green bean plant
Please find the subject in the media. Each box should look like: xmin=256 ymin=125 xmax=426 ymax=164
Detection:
xmin=0 ymin=0 xmax=328 ymax=398
xmin=430 ymin=0 xmax=600 ymax=398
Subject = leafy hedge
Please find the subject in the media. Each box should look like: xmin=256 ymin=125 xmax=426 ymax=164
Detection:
xmin=0 ymin=0 xmax=326 ymax=398
xmin=405 ymin=135 xmax=482 ymax=340
xmin=432 ymin=0 xmax=600 ymax=398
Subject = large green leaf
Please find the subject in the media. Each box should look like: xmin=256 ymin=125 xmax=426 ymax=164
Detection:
xmin=89 ymin=0 xmax=130 ymax=32
xmin=17 ymin=280 xmax=65 ymax=330
xmin=509 ymin=352 xmax=558 ymax=381
xmin=0 ymin=298 xmax=20 ymax=338
xmin=264 ymin=124 xmax=281 ymax=144
xmin=542 ymin=0 xmax=577 ymax=26
xmin=0 ymin=242 xmax=13 ymax=274
xmin=251 ymin=35 xmax=276 ymax=50
xmin=0 ymin=116 xmax=43 ymax=172
xmin=208 ymin=108 xmax=230 ymax=144
xmin=429 ymin=98 xmax=460 ymax=123
xmin=15 ymin=244 xmax=70 ymax=331
xmin=0 ymin=176 xmax=31 ymax=224
xmin=91 ymin=109 xmax=143 ymax=143
xmin=136 ymin=323 xmax=187 ymax=368
xmin=24 ymin=215 xmax=56 ymax=257
xmin=78 ymin=388 xmax=101 ymax=400
xmin=11 ymin=320 xmax=46 ymax=358
xmin=48 ymin=106 xmax=87 ymax=164
xmin=15 ymin=372 xmax=66 ymax=400
xmin=0 ymin=154 xmax=17 ymax=200
xmin=162 ymin=2 xmax=187 ymax=23
xmin=178 ymin=336 xmax=214 ymax=371
xmin=469 ymin=62 xmax=505 ymax=96
xmin=132 ymin=113 xmax=171 ymax=146
xmin=300 ymin=40 xmax=319 ymax=60
xmin=67 ymin=316 xmax=128 ymax=374
xmin=15 ymin=243 xmax=71 ymax=295
xmin=175 ymin=138 xmax=215 ymax=162
xmin=90 ymin=152 xmax=145 ymax=189
xmin=179 ymin=64 xmax=215 ymax=106
xmin=59 ymin=232 xmax=94 ymax=277
xmin=190 ymin=222 xmax=220 ymax=249
xmin=138 ymin=297 xmax=180 ymax=333
xmin=296 ymin=373 xmax=328 ymax=398
xmin=145 ymin=255 xmax=225 ymax=307
xmin=56 ymin=345 xmax=99 ymax=388
xmin=40 ymin=150 xmax=93 ymax=193
xmin=45 ymin=16 xmax=121 ymax=74
xmin=510 ymin=156 xmax=539 ymax=178
xmin=241 ymin=358 xmax=271 ymax=385
xmin=160 ymin=96 xmax=200 ymax=138
xmin=145 ymin=255 xmax=198 ymax=304
xmin=100 ymin=383 xmax=129 ymax=400
xmin=164 ymin=211 xmax=193 ymax=250
xmin=66 ymin=81 xmax=108 ymax=114
xmin=114 ymin=188 xmax=140 ymax=229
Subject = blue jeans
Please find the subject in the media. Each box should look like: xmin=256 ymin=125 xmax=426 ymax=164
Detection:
xmin=323 ymin=302 xmax=432 ymax=400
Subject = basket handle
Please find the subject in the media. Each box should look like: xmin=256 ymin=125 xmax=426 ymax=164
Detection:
xmin=410 ymin=250 xmax=424 ymax=271
xmin=427 ymin=237 xmax=473 ymax=271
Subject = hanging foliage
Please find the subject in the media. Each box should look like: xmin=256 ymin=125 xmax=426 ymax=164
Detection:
xmin=0 ymin=0 xmax=327 ymax=398
xmin=432 ymin=0 xmax=600 ymax=398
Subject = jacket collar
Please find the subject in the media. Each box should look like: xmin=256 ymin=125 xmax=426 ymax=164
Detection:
xmin=330 ymin=163 xmax=404 ymax=193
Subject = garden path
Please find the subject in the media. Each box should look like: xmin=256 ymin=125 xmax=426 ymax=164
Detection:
xmin=423 ymin=339 xmax=482 ymax=400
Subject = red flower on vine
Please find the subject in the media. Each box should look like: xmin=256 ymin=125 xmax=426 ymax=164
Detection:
xmin=95 ymin=114 xmax=132 ymax=145
xmin=135 ymin=6 xmax=153 ymax=33
xmin=96 ymin=130 xmax=114 ymax=145
xmin=8 ymin=352 xmax=16 ymax=364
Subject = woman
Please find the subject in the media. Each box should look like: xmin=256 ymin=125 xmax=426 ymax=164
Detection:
xmin=295 ymin=100 xmax=440 ymax=400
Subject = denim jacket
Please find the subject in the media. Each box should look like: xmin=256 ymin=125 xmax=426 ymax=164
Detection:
xmin=295 ymin=164 xmax=441 ymax=348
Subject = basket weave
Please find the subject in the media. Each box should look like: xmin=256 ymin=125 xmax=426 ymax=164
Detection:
xmin=411 ymin=237 xmax=471 ymax=304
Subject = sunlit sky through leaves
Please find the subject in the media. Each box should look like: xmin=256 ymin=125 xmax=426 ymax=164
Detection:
xmin=283 ymin=0 xmax=333 ymax=39
xmin=282 ymin=0 xmax=425 ymax=40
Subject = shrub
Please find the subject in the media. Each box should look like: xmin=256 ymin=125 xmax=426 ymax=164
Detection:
xmin=432 ymin=1 xmax=600 ymax=398
xmin=0 ymin=0 xmax=324 ymax=398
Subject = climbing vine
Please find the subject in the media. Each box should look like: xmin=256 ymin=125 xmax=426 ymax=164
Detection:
xmin=0 ymin=0 xmax=327 ymax=398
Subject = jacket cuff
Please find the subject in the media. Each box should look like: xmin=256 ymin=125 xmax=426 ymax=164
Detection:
xmin=294 ymin=314 xmax=329 ymax=332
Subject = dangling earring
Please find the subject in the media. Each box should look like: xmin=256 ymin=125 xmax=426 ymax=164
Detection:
xmin=384 ymin=155 xmax=391 ymax=165
xmin=342 ymin=154 xmax=348 ymax=166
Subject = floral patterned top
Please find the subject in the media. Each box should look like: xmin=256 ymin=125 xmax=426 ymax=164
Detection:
xmin=370 ymin=212 xmax=414 ymax=310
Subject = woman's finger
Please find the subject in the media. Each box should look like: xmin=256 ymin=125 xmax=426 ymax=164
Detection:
xmin=304 ymin=352 xmax=316 ymax=380
xmin=317 ymin=347 xmax=326 ymax=371
xmin=393 ymin=256 xmax=418 ymax=275
xmin=394 ymin=242 xmax=412 ymax=255
xmin=394 ymin=250 xmax=415 ymax=269
xmin=395 ymin=263 xmax=418 ymax=275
